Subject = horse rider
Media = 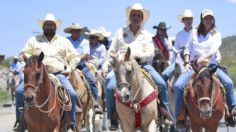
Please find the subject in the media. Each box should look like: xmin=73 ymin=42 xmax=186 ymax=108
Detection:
xmin=102 ymin=3 xmax=173 ymax=130
xmin=64 ymin=24 xmax=104 ymax=113
xmin=174 ymin=9 xmax=236 ymax=126
xmin=153 ymin=22 xmax=172 ymax=64
xmin=14 ymin=13 xmax=81 ymax=131
xmin=161 ymin=9 xmax=194 ymax=82
xmin=97 ymin=26 xmax=112 ymax=50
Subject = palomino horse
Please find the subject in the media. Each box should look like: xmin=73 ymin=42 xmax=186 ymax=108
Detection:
xmin=7 ymin=72 xmax=20 ymax=104
xmin=69 ymin=63 xmax=106 ymax=132
xmin=111 ymin=48 xmax=158 ymax=132
xmin=185 ymin=64 xmax=225 ymax=132
xmin=23 ymin=52 xmax=71 ymax=132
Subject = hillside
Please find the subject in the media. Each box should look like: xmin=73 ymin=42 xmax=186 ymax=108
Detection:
xmin=220 ymin=35 xmax=236 ymax=84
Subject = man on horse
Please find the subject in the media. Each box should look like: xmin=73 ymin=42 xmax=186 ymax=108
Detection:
xmin=102 ymin=3 xmax=173 ymax=130
xmin=14 ymin=13 xmax=81 ymax=131
xmin=64 ymin=24 xmax=104 ymax=113
xmin=174 ymin=9 xmax=236 ymax=127
xmin=161 ymin=9 xmax=194 ymax=82
xmin=97 ymin=27 xmax=112 ymax=50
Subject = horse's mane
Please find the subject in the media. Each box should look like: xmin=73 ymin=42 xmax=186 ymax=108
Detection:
xmin=194 ymin=67 xmax=213 ymax=85
xmin=129 ymin=57 xmax=143 ymax=83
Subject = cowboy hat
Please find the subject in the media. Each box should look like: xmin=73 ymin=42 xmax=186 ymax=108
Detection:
xmin=64 ymin=22 xmax=84 ymax=33
xmin=38 ymin=13 xmax=61 ymax=29
xmin=85 ymin=29 xmax=104 ymax=41
xmin=178 ymin=9 xmax=194 ymax=22
xmin=13 ymin=56 xmax=18 ymax=59
xmin=97 ymin=27 xmax=111 ymax=38
xmin=201 ymin=9 xmax=214 ymax=19
xmin=126 ymin=3 xmax=150 ymax=26
xmin=153 ymin=22 xmax=171 ymax=30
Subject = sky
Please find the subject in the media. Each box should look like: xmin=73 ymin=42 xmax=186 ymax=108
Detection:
xmin=0 ymin=0 xmax=236 ymax=56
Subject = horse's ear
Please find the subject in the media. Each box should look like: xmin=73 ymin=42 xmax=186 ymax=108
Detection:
xmin=124 ymin=47 xmax=131 ymax=61
xmin=38 ymin=52 xmax=44 ymax=63
xmin=209 ymin=65 xmax=217 ymax=75
xmin=108 ymin=52 xmax=118 ymax=67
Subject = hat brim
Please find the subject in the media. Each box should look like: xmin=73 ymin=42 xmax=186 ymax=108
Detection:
xmin=38 ymin=19 xmax=61 ymax=29
xmin=153 ymin=26 xmax=171 ymax=30
xmin=177 ymin=15 xmax=194 ymax=23
xmin=64 ymin=27 xmax=84 ymax=33
xmin=85 ymin=32 xmax=104 ymax=41
xmin=126 ymin=7 xmax=150 ymax=26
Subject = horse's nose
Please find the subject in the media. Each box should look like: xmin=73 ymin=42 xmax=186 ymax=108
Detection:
xmin=25 ymin=95 xmax=34 ymax=104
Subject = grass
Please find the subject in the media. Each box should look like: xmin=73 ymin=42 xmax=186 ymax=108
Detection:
xmin=0 ymin=88 xmax=10 ymax=104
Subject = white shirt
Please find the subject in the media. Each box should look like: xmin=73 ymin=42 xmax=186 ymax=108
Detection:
xmin=185 ymin=29 xmax=222 ymax=64
xmin=108 ymin=26 xmax=154 ymax=64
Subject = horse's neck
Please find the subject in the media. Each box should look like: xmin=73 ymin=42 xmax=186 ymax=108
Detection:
xmin=37 ymin=67 xmax=52 ymax=99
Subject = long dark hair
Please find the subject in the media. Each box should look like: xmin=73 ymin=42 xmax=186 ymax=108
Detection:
xmin=197 ymin=13 xmax=216 ymax=36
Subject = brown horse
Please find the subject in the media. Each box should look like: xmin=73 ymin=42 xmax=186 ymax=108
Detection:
xmin=152 ymin=50 xmax=169 ymax=74
xmin=185 ymin=65 xmax=225 ymax=132
xmin=111 ymin=48 xmax=158 ymax=132
xmin=23 ymin=52 xmax=69 ymax=132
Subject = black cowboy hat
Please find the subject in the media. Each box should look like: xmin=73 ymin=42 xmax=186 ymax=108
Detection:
xmin=153 ymin=22 xmax=171 ymax=30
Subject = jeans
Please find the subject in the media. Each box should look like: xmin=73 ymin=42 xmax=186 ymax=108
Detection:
xmin=105 ymin=70 xmax=116 ymax=119
xmin=162 ymin=63 xmax=175 ymax=82
xmin=56 ymin=74 xmax=78 ymax=122
xmin=15 ymin=74 xmax=78 ymax=122
xmin=141 ymin=64 xmax=169 ymax=111
xmin=77 ymin=63 xmax=98 ymax=101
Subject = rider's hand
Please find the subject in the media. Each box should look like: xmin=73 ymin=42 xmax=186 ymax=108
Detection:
xmin=183 ymin=62 xmax=190 ymax=72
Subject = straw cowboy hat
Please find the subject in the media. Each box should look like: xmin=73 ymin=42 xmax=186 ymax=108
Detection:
xmin=178 ymin=9 xmax=194 ymax=22
xmin=64 ymin=22 xmax=84 ymax=33
xmin=97 ymin=27 xmax=111 ymax=38
xmin=38 ymin=13 xmax=61 ymax=29
xmin=85 ymin=29 xmax=104 ymax=41
xmin=153 ymin=22 xmax=171 ymax=30
xmin=201 ymin=9 xmax=214 ymax=19
xmin=126 ymin=3 xmax=150 ymax=26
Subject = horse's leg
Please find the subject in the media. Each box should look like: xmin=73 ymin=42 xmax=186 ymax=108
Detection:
xmin=144 ymin=119 xmax=156 ymax=132
xmin=53 ymin=125 xmax=60 ymax=132
xmin=191 ymin=123 xmax=202 ymax=132
xmin=120 ymin=121 xmax=135 ymax=132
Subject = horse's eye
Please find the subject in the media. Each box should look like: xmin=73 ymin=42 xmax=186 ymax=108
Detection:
xmin=36 ymin=73 xmax=40 ymax=80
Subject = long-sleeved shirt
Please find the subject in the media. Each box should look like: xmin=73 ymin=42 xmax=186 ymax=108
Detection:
xmin=67 ymin=36 xmax=89 ymax=55
xmin=108 ymin=26 xmax=154 ymax=64
xmin=85 ymin=43 xmax=106 ymax=67
xmin=184 ymin=28 xmax=222 ymax=64
xmin=22 ymin=34 xmax=80 ymax=73
xmin=10 ymin=61 xmax=21 ymax=73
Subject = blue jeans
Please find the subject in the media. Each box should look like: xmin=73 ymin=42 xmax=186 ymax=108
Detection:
xmin=175 ymin=66 xmax=236 ymax=118
xmin=105 ymin=70 xmax=116 ymax=119
xmin=15 ymin=74 xmax=78 ymax=122
xmin=162 ymin=63 xmax=175 ymax=82
xmin=141 ymin=64 xmax=169 ymax=111
xmin=77 ymin=63 xmax=98 ymax=101
xmin=56 ymin=74 xmax=78 ymax=122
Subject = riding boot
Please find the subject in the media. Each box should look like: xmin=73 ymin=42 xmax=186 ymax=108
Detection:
xmin=159 ymin=104 xmax=174 ymax=125
xmin=109 ymin=109 xmax=119 ymax=131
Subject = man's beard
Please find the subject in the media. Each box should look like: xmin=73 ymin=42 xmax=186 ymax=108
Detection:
xmin=44 ymin=30 xmax=55 ymax=37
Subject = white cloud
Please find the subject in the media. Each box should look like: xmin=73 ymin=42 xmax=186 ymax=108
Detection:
xmin=227 ymin=0 xmax=236 ymax=3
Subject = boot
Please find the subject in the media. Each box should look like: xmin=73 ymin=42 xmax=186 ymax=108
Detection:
xmin=109 ymin=109 xmax=118 ymax=131
xmin=159 ymin=106 xmax=174 ymax=125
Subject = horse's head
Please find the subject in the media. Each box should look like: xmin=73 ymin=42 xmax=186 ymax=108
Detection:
xmin=191 ymin=65 xmax=217 ymax=118
xmin=111 ymin=48 xmax=136 ymax=103
xmin=23 ymin=52 xmax=44 ymax=106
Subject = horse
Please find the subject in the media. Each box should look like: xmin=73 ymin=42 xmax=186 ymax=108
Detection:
xmin=111 ymin=48 xmax=158 ymax=132
xmin=152 ymin=49 xmax=169 ymax=74
xmin=23 ymin=52 xmax=71 ymax=132
xmin=7 ymin=72 xmax=20 ymax=104
xmin=185 ymin=64 xmax=225 ymax=132
xmin=69 ymin=63 xmax=106 ymax=132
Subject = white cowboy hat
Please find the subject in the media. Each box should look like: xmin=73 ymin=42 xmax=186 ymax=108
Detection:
xmin=64 ymin=22 xmax=84 ymax=33
xmin=201 ymin=9 xmax=214 ymax=19
xmin=126 ymin=3 xmax=150 ymax=26
xmin=38 ymin=13 xmax=61 ymax=29
xmin=85 ymin=29 xmax=104 ymax=41
xmin=178 ymin=9 xmax=194 ymax=22
xmin=97 ymin=27 xmax=111 ymax=38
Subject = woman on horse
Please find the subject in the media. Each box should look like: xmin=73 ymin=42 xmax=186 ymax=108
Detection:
xmin=14 ymin=13 xmax=81 ymax=131
xmin=102 ymin=3 xmax=173 ymax=130
xmin=174 ymin=9 xmax=236 ymax=126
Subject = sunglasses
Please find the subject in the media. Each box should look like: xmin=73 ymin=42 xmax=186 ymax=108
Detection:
xmin=89 ymin=36 xmax=97 ymax=39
